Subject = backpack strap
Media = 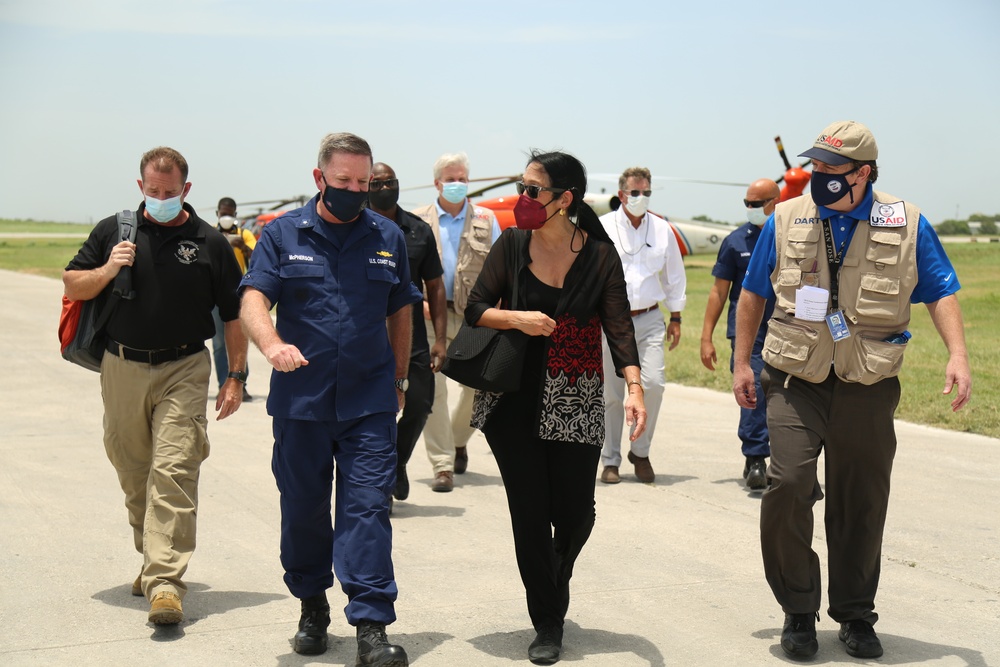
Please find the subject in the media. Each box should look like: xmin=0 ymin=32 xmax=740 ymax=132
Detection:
xmin=111 ymin=210 xmax=136 ymax=300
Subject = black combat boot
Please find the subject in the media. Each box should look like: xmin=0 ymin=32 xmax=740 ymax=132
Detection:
xmin=293 ymin=594 xmax=330 ymax=655
xmin=356 ymin=620 xmax=408 ymax=666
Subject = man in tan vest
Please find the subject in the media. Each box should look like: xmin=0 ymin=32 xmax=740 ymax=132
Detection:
xmin=411 ymin=153 xmax=498 ymax=491
xmin=733 ymin=121 xmax=971 ymax=661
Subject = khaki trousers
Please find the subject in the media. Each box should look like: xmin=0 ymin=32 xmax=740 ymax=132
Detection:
xmin=760 ymin=365 xmax=899 ymax=625
xmin=100 ymin=348 xmax=211 ymax=600
xmin=423 ymin=308 xmax=476 ymax=474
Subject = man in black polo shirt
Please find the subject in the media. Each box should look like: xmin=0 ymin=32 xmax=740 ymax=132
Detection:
xmin=63 ymin=146 xmax=247 ymax=626
xmin=367 ymin=162 xmax=448 ymax=503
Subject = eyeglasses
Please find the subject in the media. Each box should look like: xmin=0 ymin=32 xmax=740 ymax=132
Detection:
xmin=369 ymin=178 xmax=399 ymax=191
xmin=623 ymin=189 xmax=652 ymax=198
xmin=516 ymin=181 xmax=566 ymax=199
xmin=744 ymin=198 xmax=774 ymax=208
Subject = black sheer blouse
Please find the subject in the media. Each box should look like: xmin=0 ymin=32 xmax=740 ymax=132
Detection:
xmin=465 ymin=227 xmax=639 ymax=446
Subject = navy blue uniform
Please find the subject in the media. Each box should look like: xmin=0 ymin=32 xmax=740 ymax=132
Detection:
xmin=240 ymin=195 xmax=421 ymax=624
xmin=712 ymin=222 xmax=774 ymax=458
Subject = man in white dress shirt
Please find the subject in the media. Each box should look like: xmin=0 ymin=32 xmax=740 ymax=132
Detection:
xmin=599 ymin=166 xmax=687 ymax=484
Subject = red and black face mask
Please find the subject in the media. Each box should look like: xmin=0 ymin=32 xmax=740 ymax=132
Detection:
xmin=513 ymin=194 xmax=559 ymax=230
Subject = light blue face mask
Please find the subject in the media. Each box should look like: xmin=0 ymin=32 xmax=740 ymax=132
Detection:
xmin=441 ymin=181 xmax=468 ymax=205
xmin=145 ymin=194 xmax=183 ymax=223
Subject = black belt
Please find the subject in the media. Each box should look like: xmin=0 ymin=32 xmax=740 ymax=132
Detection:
xmin=630 ymin=305 xmax=659 ymax=317
xmin=107 ymin=340 xmax=205 ymax=365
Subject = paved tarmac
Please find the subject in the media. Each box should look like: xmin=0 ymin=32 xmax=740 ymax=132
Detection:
xmin=1 ymin=268 xmax=997 ymax=667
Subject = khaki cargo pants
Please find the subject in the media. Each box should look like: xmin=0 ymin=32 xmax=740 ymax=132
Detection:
xmin=100 ymin=348 xmax=211 ymax=600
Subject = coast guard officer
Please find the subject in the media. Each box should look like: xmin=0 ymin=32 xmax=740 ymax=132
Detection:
xmin=241 ymin=132 xmax=421 ymax=666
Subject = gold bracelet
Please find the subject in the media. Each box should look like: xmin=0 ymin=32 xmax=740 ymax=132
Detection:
xmin=627 ymin=380 xmax=642 ymax=391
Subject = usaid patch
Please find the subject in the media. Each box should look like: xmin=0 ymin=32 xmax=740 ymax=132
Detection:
xmin=870 ymin=201 xmax=907 ymax=227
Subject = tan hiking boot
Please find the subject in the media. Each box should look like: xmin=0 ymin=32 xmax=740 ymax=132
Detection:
xmin=148 ymin=591 xmax=183 ymax=625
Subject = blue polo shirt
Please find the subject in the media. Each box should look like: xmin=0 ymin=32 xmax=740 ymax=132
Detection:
xmin=240 ymin=195 xmax=422 ymax=422
xmin=437 ymin=199 xmax=467 ymax=300
xmin=712 ymin=221 xmax=774 ymax=344
xmin=743 ymin=185 xmax=960 ymax=305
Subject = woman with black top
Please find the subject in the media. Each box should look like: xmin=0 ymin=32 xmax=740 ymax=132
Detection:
xmin=465 ymin=150 xmax=646 ymax=664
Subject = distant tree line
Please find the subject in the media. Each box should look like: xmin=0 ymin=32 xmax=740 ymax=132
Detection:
xmin=935 ymin=213 xmax=998 ymax=235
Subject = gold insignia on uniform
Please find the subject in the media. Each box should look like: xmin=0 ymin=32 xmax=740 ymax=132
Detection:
xmin=376 ymin=250 xmax=392 ymax=257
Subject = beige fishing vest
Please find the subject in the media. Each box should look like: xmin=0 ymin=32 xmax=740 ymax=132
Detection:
xmin=411 ymin=202 xmax=496 ymax=314
xmin=764 ymin=190 xmax=919 ymax=385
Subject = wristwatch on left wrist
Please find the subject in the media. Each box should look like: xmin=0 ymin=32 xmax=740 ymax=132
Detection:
xmin=394 ymin=377 xmax=409 ymax=392
xmin=227 ymin=370 xmax=248 ymax=384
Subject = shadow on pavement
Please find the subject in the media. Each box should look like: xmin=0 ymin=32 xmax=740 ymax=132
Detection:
xmin=471 ymin=619 xmax=665 ymax=666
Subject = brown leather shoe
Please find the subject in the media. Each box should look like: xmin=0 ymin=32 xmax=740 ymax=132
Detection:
xmin=148 ymin=591 xmax=183 ymax=625
xmin=600 ymin=465 xmax=621 ymax=484
xmin=454 ymin=446 xmax=469 ymax=474
xmin=131 ymin=575 xmax=143 ymax=597
xmin=431 ymin=470 xmax=454 ymax=492
xmin=628 ymin=451 xmax=655 ymax=483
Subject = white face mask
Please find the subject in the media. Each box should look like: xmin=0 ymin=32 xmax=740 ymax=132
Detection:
xmin=218 ymin=215 xmax=238 ymax=231
xmin=746 ymin=207 xmax=768 ymax=226
xmin=624 ymin=194 xmax=649 ymax=217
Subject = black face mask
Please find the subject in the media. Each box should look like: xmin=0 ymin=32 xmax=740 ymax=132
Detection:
xmin=810 ymin=166 xmax=861 ymax=208
xmin=368 ymin=187 xmax=399 ymax=213
xmin=321 ymin=177 xmax=368 ymax=222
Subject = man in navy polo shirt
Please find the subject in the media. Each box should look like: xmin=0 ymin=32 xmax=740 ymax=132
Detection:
xmin=700 ymin=178 xmax=780 ymax=490
xmin=241 ymin=132 xmax=421 ymax=665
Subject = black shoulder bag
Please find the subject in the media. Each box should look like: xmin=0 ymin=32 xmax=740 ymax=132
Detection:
xmin=441 ymin=236 xmax=528 ymax=393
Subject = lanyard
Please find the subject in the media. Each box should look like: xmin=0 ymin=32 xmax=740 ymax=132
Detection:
xmin=821 ymin=218 xmax=850 ymax=311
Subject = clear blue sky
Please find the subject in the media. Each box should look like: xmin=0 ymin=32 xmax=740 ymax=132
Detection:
xmin=1 ymin=0 xmax=998 ymax=225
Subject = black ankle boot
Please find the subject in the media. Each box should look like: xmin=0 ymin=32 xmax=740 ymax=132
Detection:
xmin=528 ymin=624 xmax=563 ymax=665
xmin=356 ymin=620 xmax=409 ymax=666
xmin=293 ymin=594 xmax=330 ymax=655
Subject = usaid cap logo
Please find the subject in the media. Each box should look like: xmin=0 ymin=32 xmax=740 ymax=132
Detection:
xmin=819 ymin=134 xmax=844 ymax=150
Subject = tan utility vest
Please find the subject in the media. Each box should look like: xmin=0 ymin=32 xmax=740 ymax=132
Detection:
xmin=764 ymin=190 xmax=919 ymax=385
xmin=411 ymin=202 xmax=496 ymax=314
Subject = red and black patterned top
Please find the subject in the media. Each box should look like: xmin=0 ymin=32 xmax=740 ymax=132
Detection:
xmin=465 ymin=228 xmax=639 ymax=446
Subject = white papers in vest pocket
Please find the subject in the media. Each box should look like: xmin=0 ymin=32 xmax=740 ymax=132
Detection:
xmin=795 ymin=286 xmax=829 ymax=322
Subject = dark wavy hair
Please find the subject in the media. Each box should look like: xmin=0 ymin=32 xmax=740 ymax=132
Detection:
xmin=526 ymin=149 xmax=613 ymax=246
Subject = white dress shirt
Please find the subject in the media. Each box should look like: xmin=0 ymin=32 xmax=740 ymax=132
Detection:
xmin=599 ymin=207 xmax=687 ymax=313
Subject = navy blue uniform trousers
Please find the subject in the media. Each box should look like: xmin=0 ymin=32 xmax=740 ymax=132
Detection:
xmin=272 ymin=414 xmax=398 ymax=625
xmin=729 ymin=337 xmax=770 ymax=457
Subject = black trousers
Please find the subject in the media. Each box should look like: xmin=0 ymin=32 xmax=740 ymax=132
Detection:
xmin=482 ymin=397 xmax=601 ymax=631
xmin=760 ymin=364 xmax=900 ymax=625
xmin=396 ymin=348 xmax=434 ymax=469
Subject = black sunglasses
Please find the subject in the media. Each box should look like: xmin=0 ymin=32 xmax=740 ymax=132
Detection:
xmin=623 ymin=189 xmax=653 ymax=197
xmin=516 ymin=181 xmax=566 ymax=199
xmin=744 ymin=198 xmax=774 ymax=208
xmin=369 ymin=178 xmax=399 ymax=191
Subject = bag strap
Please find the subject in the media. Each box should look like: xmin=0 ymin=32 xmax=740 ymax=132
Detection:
xmin=506 ymin=231 xmax=522 ymax=310
xmin=111 ymin=210 xmax=137 ymax=300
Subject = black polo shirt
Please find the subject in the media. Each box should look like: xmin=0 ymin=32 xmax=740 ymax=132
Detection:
xmin=394 ymin=208 xmax=444 ymax=353
xmin=66 ymin=202 xmax=243 ymax=350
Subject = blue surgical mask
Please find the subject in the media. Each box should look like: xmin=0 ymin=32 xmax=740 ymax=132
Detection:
xmin=746 ymin=207 xmax=768 ymax=226
xmin=441 ymin=182 xmax=468 ymax=204
xmin=145 ymin=194 xmax=183 ymax=223
xmin=810 ymin=166 xmax=861 ymax=208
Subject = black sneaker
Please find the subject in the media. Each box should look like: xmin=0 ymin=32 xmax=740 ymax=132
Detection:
xmin=781 ymin=612 xmax=819 ymax=659
xmin=394 ymin=466 xmax=409 ymax=501
xmin=293 ymin=594 xmax=330 ymax=655
xmin=839 ymin=620 xmax=883 ymax=658
xmin=242 ymin=387 xmax=252 ymax=402
xmin=746 ymin=456 xmax=768 ymax=491
xmin=528 ymin=624 xmax=563 ymax=665
xmin=356 ymin=620 xmax=408 ymax=666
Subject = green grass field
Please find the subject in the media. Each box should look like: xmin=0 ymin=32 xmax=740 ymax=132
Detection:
xmin=3 ymin=218 xmax=997 ymax=438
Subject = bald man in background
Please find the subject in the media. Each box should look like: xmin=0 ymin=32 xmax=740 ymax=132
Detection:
xmin=700 ymin=178 xmax=780 ymax=490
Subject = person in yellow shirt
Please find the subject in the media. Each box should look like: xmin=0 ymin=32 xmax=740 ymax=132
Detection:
xmin=213 ymin=197 xmax=255 ymax=400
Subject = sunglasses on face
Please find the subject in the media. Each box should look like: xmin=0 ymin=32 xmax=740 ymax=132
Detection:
xmin=623 ymin=189 xmax=653 ymax=198
xmin=744 ymin=198 xmax=773 ymax=208
xmin=516 ymin=181 xmax=566 ymax=199
xmin=369 ymin=178 xmax=399 ymax=191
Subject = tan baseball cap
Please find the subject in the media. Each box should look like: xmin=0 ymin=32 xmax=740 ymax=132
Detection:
xmin=798 ymin=120 xmax=878 ymax=166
